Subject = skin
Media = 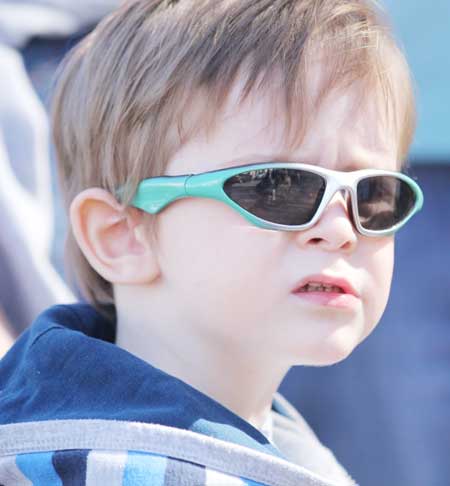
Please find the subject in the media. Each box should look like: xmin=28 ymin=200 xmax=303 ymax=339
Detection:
xmin=70 ymin=70 xmax=398 ymax=432
xmin=0 ymin=307 xmax=15 ymax=359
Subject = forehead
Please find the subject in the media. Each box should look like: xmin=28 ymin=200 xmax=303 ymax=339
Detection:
xmin=165 ymin=67 xmax=399 ymax=176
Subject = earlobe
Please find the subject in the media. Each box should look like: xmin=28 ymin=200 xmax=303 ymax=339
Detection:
xmin=69 ymin=188 xmax=160 ymax=285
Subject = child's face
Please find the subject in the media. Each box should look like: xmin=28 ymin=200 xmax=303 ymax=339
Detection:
xmin=151 ymin=75 xmax=397 ymax=366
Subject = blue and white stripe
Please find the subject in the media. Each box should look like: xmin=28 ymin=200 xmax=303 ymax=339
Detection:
xmin=0 ymin=419 xmax=351 ymax=486
xmin=0 ymin=450 xmax=263 ymax=486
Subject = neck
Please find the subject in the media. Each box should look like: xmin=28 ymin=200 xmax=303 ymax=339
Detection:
xmin=115 ymin=302 xmax=288 ymax=431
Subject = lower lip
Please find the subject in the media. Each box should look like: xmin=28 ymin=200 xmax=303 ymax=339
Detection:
xmin=292 ymin=291 xmax=361 ymax=309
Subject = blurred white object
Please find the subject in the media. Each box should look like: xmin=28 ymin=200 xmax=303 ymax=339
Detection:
xmin=0 ymin=0 xmax=121 ymax=342
xmin=0 ymin=0 xmax=121 ymax=48
xmin=0 ymin=1 xmax=120 ymax=338
xmin=0 ymin=44 xmax=75 ymax=334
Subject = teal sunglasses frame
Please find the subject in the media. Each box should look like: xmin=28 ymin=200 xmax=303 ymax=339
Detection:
xmin=128 ymin=162 xmax=424 ymax=237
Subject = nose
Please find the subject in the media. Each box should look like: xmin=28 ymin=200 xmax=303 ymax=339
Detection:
xmin=294 ymin=190 xmax=358 ymax=252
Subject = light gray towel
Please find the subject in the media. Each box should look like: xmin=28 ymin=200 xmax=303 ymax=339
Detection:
xmin=271 ymin=393 xmax=356 ymax=485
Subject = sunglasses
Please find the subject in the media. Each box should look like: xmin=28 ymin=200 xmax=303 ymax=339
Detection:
xmin=129 ymin=162 xmax=424 ymax=236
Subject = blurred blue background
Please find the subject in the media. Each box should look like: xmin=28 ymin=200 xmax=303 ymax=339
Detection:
xmin=1 ymin=1 xmax=449 ymax=485
xmin=383 ymin=0 xmax=450 ymax=162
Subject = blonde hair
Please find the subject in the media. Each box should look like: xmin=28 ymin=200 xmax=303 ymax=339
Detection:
xmin=51 ymin=0 xmax=416 ymax=322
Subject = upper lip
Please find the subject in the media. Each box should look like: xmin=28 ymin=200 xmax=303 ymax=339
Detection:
xmin=292 ymin=274 xmax=360 ymax=297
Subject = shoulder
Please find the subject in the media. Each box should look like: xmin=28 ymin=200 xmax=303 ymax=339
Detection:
xmin=0 ymin=303 xmax=116 ymax=425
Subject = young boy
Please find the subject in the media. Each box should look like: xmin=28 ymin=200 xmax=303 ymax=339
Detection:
xmin=0 ymin=1 xmax=423 ymax=485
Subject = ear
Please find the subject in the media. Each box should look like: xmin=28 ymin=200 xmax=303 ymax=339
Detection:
xmin=70 ymin=188 xmax=160 ymax=285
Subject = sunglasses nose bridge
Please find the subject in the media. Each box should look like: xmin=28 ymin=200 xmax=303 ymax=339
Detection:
xmin=327 ymin=183 xmax=353 ymax=206
xmin=323 ymin=182 xmax=356 ymax=222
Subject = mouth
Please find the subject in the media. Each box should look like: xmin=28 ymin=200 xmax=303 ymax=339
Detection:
xmin=292 ymin=274 xmax=360 ymax=309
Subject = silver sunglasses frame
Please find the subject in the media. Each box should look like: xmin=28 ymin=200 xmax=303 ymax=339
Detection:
xmin=191 ymin=162 xmax=424 ymax=237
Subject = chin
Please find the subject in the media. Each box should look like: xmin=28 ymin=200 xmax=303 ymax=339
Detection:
xmin=314 ymin=347 xmax=355 ymax=366
xmin=293 ymin=334 xmax=360 ymax=367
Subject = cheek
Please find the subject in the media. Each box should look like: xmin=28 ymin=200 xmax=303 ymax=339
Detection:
xmin=362 ymin=237 xmax=395 ymax=336
xmin=154 ymin=199 xmax=284 ymax=305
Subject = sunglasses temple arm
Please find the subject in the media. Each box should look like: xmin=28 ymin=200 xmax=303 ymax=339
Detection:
xmin=131 ymin=176 xmax=190 ymax=214
xmin=184 ymin=171 xmax=232 ymax=201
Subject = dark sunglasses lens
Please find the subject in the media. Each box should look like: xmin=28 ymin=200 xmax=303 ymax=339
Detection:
xmin=357 ymin=176 xmax=416 ymax=230
xmin=223 ymin=168 xmax=326 ymax=225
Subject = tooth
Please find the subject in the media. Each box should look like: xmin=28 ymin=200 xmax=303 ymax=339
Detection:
xmin=300 ymin=282 xmax=344 ymax=293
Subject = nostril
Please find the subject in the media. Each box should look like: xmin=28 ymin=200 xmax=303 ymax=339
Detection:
xmin=310 ymin=238 xmax=322 ymax=245
xmin=341 ymin=240 xmax=354 ymax=251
